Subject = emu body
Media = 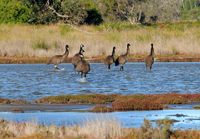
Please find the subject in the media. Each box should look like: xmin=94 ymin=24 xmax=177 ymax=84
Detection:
xmin=76 ymin=55 xmax=90 ymax=78
xmin=115 ymin=43 xmax=130 ymax=71
xmin=145 ymin=43 xmax=155 ymax=71
xmin=71 ymin=44 xmax=85 ymax=69
xmin=47 ymin=45 xmax=69 ymax=69
xmin=104 ymin=47 xmax=116 ymax=69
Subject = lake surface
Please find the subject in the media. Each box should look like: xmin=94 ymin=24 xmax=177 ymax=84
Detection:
xmin=0 ymin=62 xmax=200 ymax=100
xmin=0 ymin=109 xmax=200 ymax=129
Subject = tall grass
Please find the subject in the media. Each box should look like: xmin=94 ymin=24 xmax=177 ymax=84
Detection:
xmin=1 ymin=118 xmax=200 ymax=139
xmin=0 ymin=22 xmax=200 ymax=58
xmin=0 ymin=117 xmax=123 ymax=139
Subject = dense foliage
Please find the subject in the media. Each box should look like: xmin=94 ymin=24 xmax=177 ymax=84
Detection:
xmin=0 ymin=0 xmax=199 ymax=24
xmin=0 ymin=0 xmax=32 ymax=23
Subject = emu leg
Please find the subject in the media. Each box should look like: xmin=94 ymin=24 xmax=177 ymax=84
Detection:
xmin=150 ymin=65 xmax=152 ymax=71
xmin=54 ymin=65 xmax=60 ymax=70
xmin=73 ymin=65 xmax=78 ymax=74
xmin=121 ymin=66 xmax=124 ymax=71
xmin=145 ymin=64 xmax=148 ymax=71
xmin=108 ymin=65 xmax=111 ymax=69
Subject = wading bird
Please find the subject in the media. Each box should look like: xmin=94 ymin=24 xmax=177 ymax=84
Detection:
xmin=47 ymin=44 xmax=69 ymax=70
xmin=145 ymin=43 xmax=155 ymax=71
xmin=104 ymin=46 xmax=116 ymax=69
xmin=115 ymin=43 xmax=131 ymax=71
xmin=71 ymin=44 xmax=85 ymax=70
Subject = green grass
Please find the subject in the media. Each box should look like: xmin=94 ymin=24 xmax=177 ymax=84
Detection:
xmin=35 ymin=94 xmax=119 ymax=104
xmin=193 ymin=105 xmax=200 ymax=109
xmin=95 ymin=22 xmax=141 ymax=31
xmin=59 ymin=25 xmax=73 ymax=36
xmin=31 ymin=40 xmax=50 ymax=50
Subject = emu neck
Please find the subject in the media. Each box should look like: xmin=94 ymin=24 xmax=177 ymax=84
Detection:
xmin=111 ymin=49 xmax=115 ymax=57
xmin=125 ymin=47 xmax=130 ymax=56
xmin=64 ymin=48 xmax=68 ymax=55
xmin=79 ymin=47 xmax=83 ymax=55
xmin=150 ymin=47 xmax=154 ymax=57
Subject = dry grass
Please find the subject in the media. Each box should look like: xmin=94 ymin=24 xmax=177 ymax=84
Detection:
xmin=1 ymin=118 xmax=200 ymax=139
xmin=0 ymin=117 xmax=124 ymax=139
xmin=0 ymin=22 xmax=200 ymax=60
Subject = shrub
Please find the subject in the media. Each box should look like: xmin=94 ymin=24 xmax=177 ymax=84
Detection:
xmin=84 ymin=9 xmax=103 ymax=25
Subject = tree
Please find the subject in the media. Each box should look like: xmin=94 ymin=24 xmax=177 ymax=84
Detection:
xmin=0 ymin=0 xmax=32 ymax=23
xmin=115 ymin=0 xmax=182 ymax=24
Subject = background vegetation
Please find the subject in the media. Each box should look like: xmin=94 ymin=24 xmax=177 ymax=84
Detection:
xmin=0 ymin=0 xmax=200 ymax=60
xmin=0 ymin=22 xmax=200 ymax=58
xmin=0 ymin=0 xmax=200 ymax=25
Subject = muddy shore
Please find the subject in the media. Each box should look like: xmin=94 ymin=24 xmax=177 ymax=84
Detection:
xmin=1 ymin=93 xmax=200 ymax=112
xmin=1 ymin=55 xmax=200 ymax=64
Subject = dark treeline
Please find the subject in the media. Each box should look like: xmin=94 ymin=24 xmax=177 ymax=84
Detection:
xmin=0 ymin=0 xmax=200 ymax=25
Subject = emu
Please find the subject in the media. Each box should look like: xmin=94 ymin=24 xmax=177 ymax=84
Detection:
xmin=71 ymin=44 xmax=85 ymax=70
xmin=115 ymin=43 xmax=130 ymax=71
xmin=104 ymin=46 xmax=116 ymax=69
xmin=145 ymin=43 xmax=155 ymax=71
xmin=47 ymin=44 xmax=69 ymax=70
xmin=75 ymin=54 xmax=90 ymax=78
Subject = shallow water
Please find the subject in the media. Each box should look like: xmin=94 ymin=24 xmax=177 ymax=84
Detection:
xmin=0 ymin=109 xmax=200 ymax=129
xmin=0 ymin=62 xmax=200 ymax=100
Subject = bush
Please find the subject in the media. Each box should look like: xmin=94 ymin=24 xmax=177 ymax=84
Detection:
xmin=84 ymin=9 xmax=103 ymax=25
xmin=181 ymin=0 xmax=200 ymax=20
xmin=0 ymin=0 xmax=32 ymax=23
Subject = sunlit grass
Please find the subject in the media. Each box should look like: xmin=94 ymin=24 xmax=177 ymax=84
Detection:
xmin=0 ymin=22 xmax=200 ymax=58
xmin=1 ymin=118 xmax=200 ymax=139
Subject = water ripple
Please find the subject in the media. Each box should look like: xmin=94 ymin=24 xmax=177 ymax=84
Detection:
xmin=0 ymin=62 xmax=200 ymax=100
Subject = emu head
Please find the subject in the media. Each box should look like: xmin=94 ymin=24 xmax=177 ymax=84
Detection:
xmin=65 ymin=44 xmax=69 ymax=49
xmin=80 ymin=44 xmax=84 ymax=48
xmin=79 ymin=44 xmax=85 ymax=54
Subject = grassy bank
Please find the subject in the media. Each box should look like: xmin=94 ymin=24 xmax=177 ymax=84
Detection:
xmin=1 ymin=54 xmax=200 ymax=64
xmin=0 ymin=22 xmax=200 ymax=63
xmin=0 ymin=118 xmax=200 ymax=139
xmin=35 ymin=93 xmax=200 ymax=112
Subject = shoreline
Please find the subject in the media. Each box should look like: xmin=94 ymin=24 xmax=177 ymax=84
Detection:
xmin=1 ymin=93 xmax=200 ymax=112
xmin=0 ymin=103 xmax=199 ymax=113
xmin=1 ymin=55 xmax=200 ymax=64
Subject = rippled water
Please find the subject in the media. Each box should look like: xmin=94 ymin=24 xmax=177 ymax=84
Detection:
xmin=0 ymin=62 xmax=200 ymax=100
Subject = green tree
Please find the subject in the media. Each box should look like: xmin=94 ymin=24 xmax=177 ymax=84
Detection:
xmin=0 ymin=0 xmax=32 ymax=23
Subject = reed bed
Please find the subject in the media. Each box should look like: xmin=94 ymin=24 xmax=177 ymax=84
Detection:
xmin=1 ymin=118 xmax=200 ymax=139
xmin=0 ymin=117 xmax=124 ymax=139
